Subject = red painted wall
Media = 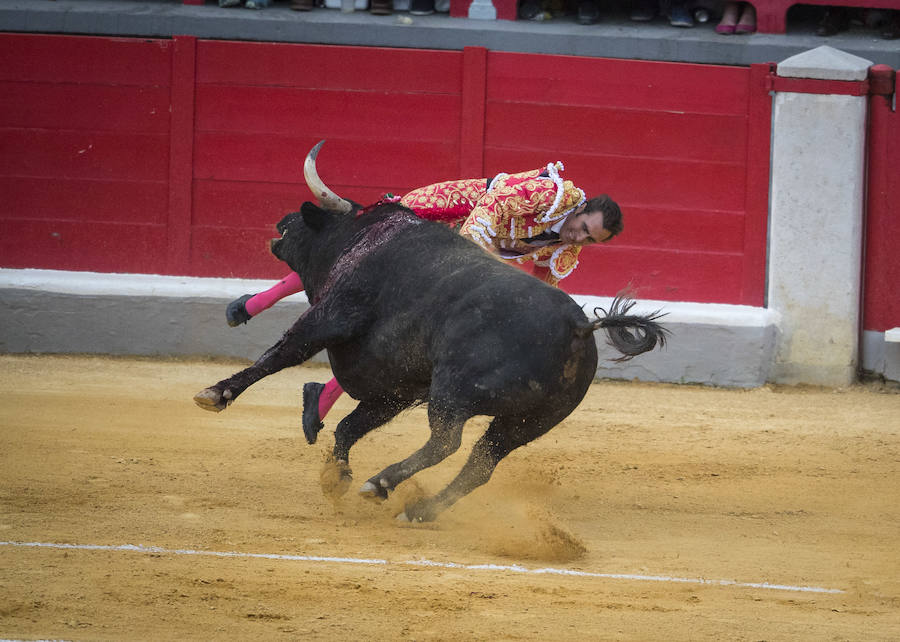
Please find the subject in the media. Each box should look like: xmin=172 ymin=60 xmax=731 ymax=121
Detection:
xmin=863 ymin=86 xmax=900 ymax=333
xmin=0 ymin=33 xmax=791 ymax=313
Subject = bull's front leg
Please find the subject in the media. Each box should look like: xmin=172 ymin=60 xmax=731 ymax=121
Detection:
xmin=194 ymin=304 xmax=343 ymax=412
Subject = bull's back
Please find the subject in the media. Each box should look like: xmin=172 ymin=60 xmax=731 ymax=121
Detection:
xmin=356 ymin=221 xmax=598 ymax=411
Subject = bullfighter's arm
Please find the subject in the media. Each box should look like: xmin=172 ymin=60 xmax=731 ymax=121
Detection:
xmin=529 ymin=244 xmax=582 ymax=287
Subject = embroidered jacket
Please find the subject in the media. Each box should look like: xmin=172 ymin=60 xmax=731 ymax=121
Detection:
xmin=458 ymin=163 xmax=586 ymax=287
xmin=400 ymin=162 xmax=586 ymax=287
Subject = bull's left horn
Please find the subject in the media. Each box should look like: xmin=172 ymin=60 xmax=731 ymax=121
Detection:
xmin=303 ymin=140 xmax=352 ymax=214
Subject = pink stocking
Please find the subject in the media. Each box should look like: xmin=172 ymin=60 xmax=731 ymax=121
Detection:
xmin=318 ymin=377 xmax=344 ymax=420
xmin=244 ymin=272 xmax=303 ymax=317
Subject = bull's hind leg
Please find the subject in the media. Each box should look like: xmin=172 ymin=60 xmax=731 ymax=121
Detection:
xmin=399 ymin=413 xmax=561 ymax=523
xmin=321 ymin=398 xmax=408 ymax=500
xmin=360 ymin=403 xmax=472 ymax=502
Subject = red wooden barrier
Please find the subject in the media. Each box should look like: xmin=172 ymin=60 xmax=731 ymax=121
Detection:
xmin=863 ymin=65 xmax=899 ymax=333
xmin=1 ymin=32 xmax=775 ymax=308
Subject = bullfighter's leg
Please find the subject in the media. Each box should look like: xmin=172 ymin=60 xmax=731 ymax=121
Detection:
xmin=319 ymin=398 xmax=409 ymax=499
xmin=399 ymin=412 xmax=563 ymax=522
xmin=226 ymin=271 xmax=303 ymax=327
xmin=301 ymin=377 xmax=344 ymax=444
xmin=359 ymin=403 xmax=472 ymax=502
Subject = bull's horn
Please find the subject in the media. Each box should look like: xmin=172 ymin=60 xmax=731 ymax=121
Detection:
xmin=303 ymin=140 xmax=352 ymax=214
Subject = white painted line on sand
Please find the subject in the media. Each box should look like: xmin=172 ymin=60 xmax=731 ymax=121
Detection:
xmin=1 ymin=540 xmax=843 ymax=594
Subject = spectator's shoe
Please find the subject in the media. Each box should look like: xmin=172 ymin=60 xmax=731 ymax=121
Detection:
xmin=629 ymin=0 xmax=656 ymax=21
xmin=410 ymin=0 xmax=435 ymax=14
xmin=518 ymin=0 xmax=544 ymax=20
xmin=669 ymin=2 xmax=694 ymax=26
xmin=733 ymin=3 xmax=756 ymax=33
xmin=218 ymin=0 xmax=241 ymax=6
xmin=816 ymin=8 xmax=848 ymax=36
xmin=226 ymin=294 xmax=254 ymax=327
xmin=291 ymin=0 xmax=314 ymax=9
xmin=302 ymin=382 xmax=326 ymax=445
xmin=244 ymin=0 xmax=270 ymax=7
xmin=577 ymin=0 xmax=600 ymax=24
xmin=370 ymin=0 xmax=393 ymax=13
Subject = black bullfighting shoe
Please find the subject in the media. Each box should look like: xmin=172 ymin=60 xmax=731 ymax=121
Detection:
xmin=225 ymin=294 xmax=254 ymax=327
xmin=302 ymin=382 xmax=326 ymax=444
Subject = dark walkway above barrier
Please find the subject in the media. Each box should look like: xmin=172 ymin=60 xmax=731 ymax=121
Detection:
xmin=1 ymin=0 xmax=898 ymax=68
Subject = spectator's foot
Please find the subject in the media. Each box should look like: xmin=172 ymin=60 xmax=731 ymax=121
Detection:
xmin=410 ymin=0 xmax=435 ymax=14
xmin=518 ymin=0 xmax=545 ymax=20
xmin=226 ymin=294 xmax=254 ymax=327
xmin=291 ymin=0 xmax=314 ymax=9
xmin=370 ymin=0 xmax=393 ymax=13
xmin=577 ymin=0 xmax=600 ymax=24
xmin=669 ymin=3 xmax=694 ymax=27
xmin=735 ymin=3 xmax=756 ymax=33
xmin=218 ymin=0 xmax=241 ymax=6
xmin=715 ymin=1 xmax=739 ymax=33
xmin=816 ymin=8 xmax=849 ymax=36
xmin=244 ymin=0 xmax=270 ymax=7
xmin=629 ymin=0 xmax=656 ymax=21
xmin=302 ymin=382 xmax=326 ymax=445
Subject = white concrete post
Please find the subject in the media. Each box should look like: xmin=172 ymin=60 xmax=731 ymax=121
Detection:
xmin=467 ymin=0 xmax=497 ymax=19
xmin=768 ymin=46 xmax=872 ymax=386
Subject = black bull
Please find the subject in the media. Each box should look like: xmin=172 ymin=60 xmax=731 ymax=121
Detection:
xmin=195 ymin=160 xmax=667 ymax=523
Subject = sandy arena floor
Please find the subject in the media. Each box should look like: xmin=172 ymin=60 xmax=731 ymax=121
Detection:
xmin=1 ymin=354 xmax=899 ymax=640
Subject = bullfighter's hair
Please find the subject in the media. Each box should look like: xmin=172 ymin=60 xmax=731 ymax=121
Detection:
xmin=585 ymin=195 xmax=624 ymax=239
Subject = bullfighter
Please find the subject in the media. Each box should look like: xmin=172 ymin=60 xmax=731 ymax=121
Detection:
xmin=224 ymin=161 xmax=623 ymax=443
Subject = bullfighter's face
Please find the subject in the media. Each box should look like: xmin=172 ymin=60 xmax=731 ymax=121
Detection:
xmin=559 ymin=207 xmax=613 ymax=246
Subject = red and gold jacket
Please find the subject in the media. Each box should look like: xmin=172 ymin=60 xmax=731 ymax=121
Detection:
xmin=400 ymin=162 xmax=586 ymax=287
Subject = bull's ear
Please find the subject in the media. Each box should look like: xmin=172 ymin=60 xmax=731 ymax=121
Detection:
xmin=300 ymin=201 xmax=329 ymax=232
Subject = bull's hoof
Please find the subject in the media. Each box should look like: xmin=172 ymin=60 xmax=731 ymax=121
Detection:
xmin=193 ymin=387 xmax=233 ymax=412
xmin=358 ymin=480 xmax=390 ymax=502
xmin=320 ymin=458 xmax=352 ymax=500
xmin=401 ymin=498 xmax=438 ymax=523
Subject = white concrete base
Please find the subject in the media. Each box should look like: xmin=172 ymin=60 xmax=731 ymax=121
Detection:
xmin=0 ymin=268 xmax=784 ymax=388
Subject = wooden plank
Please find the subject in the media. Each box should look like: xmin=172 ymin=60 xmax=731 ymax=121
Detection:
xmin=617 ymin=206 xmax=745 ymax=254
xmin=0 ymin=220 xmax=168 ymax=274
xmin=863 ymin=91 xmax=900 ymax=331
xmin=194 ymin=134 xmax=459 ymax=188
xmin=488 ymin=52 xmax=750 ymax=116
xmin=167 ymin=35 xmax=196 ymax=276
xmin=459 ymin=47 xmax=487 ymax=178
xmin=0 ymin=83 xmax=170 ymax=133
xmin=485 ymin=102 xmax=747 ymax=164
xmin=484 ymin=148 xmax=746 ymax=212
xmin=561 ymin=245 xmax=747 ymax=304
xmin=197 ymin=41 xmax=462 ymax=94
xmin=0 ymin=33 xmax=171 ymax=86
xmin=2 ymin=129 xmax=170 ymax=182
xmin=192 ymin=181 xmax=307 ymax=228
xmin=741 ymin=63 xmax=774 ymax=307
xmin=195 ymin=85 xmax=461 ymax=140
xmin=190 ymin=226 xmax=289 ymax=279
xmin=1 ymin=177 xmax=168 ymax=225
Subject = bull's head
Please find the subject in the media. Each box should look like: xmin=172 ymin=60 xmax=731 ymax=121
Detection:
xmin=269 ymin=141 xmax=355 ymax=293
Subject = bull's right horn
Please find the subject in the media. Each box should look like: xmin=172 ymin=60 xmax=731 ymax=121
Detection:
xmin=303 ymin=140 xmax=352 ymax=214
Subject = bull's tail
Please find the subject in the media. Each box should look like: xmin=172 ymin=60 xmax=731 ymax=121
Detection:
xmin=577 ymin=292 xmax=670 ymax=362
